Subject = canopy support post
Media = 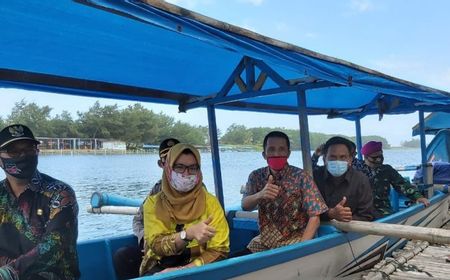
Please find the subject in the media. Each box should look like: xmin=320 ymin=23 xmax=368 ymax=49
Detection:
xmin=207 ymin=105 xmax=225 ymax=208
xmin=355 ymin=116 xmax=362 ymax=160
xmin=297 ymin=90 xmax=312 ymax=174
xmin=418 ymin=110 xmax=433 ymax=197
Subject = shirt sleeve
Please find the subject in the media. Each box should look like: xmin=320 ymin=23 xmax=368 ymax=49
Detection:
xmin=2 ymin=188 xmax=78 ymax=279
xmin=388 ymin=165 xmax=423 ymax=200
xmin=301 ymin=174 xmax=328 ymax=217
xmin=241 ymin=171 xmax=258 ymax=198
xmin=353 ymin=175 xmax=374 ymax=221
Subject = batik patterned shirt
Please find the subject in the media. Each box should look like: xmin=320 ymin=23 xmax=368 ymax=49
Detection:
xmin=371 ymin=164 xmax=423 ymax=216
xmin=0 ymin=171 xmax=79 ymax=280
xmin=242 ymin=165 xmax=328 ymax=252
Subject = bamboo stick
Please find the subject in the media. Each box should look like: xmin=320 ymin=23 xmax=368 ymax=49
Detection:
xmin=86 ymin=206 xmax=139 ymax=215
xmin=331 ymin=220 xmax=450 ymax=244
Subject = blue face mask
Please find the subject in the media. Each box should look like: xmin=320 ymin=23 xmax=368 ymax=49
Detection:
xmin=326 ymin=160 xmax=348 ymax=177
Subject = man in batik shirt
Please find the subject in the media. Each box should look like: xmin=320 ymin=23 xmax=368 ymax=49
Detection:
xmin=0 ymin=124 xmax=79 ymax=280
xmin=361 ymin=141 xmax=429 ymax=217
xmin=241 ymin=131 xmax=328 ymax=252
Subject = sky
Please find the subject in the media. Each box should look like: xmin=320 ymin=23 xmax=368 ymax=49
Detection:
xmin=1 ymin=0 xmax=450 ymax=146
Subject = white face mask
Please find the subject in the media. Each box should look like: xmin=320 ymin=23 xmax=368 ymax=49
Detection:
xmin=326 ymin=160 xmax=348 ymax=177
xmin=170 ymin=171 xmax=198 ymax=192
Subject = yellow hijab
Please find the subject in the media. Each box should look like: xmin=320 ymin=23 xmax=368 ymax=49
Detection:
xmin=155 ymin=143 xmax=206 ymax=226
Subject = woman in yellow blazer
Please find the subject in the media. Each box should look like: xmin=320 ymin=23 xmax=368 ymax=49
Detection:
xmin=140 ymin=143 xmax=229 ymax=275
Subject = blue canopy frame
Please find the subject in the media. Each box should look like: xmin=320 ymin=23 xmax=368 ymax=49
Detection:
xmin=2 ymin=0 xmax=450 ymax=206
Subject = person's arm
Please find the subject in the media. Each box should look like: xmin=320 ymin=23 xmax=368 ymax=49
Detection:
xmin=301 ymin=216 xmax=320 ymax=241
xmin=389 ymin=166 xmax=427 ymax=205
xmin=352 ymin=176 xmax=374 ymax=221
xmin=132 ymin=204 xmax=145 ymax=246
xmin=1 ymin=188 xmax=78 ymax=279
xmin=242 ymin=175 xmax=279 ymax=211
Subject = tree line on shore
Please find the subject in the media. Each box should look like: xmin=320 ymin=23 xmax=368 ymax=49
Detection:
xmin=0 ymin=100 xmax=409 ymax=150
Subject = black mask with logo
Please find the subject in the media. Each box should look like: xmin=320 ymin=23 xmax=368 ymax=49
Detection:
xmin=1 ymin=154 xmax=38 ymax=179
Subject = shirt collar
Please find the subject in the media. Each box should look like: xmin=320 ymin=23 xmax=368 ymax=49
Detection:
xmin=264 ymin=163 xmax=290 ymax=180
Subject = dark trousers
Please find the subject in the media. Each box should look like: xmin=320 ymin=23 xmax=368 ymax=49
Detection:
xmin=113 ymin=246 xmax=143 ymax=280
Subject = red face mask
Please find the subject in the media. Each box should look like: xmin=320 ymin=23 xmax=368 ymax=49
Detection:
xmin=267 ymin=156 xmax=288 ymax=171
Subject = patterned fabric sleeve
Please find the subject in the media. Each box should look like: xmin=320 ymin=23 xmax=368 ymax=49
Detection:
xmin=301 ymin=174 xmax=328 ymax=217
xmin=388 ymin=165 xmax=422 ymax=200
xmin=3 ymin=188 xmax=78 ymax=279
xmin=241 ymin=171 xmax=258 ymax=198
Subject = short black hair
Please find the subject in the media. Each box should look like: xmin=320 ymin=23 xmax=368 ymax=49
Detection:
xmin=263 ymin=131 xmax=290 ymax=151
xmin=323 ymin=136 xmax=354 ymax=155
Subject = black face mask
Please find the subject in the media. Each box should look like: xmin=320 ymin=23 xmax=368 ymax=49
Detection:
xmin=1 ymin=154 xmax=38 ymax=179
xmin=368 ymin=155 xmax=384 ymax=165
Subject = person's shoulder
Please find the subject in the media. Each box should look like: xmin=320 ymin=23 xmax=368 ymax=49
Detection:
xmin=39 ymin=172 xmax=76 ymax=195
xmin=249 ymin=166 xmax=267 ymax=177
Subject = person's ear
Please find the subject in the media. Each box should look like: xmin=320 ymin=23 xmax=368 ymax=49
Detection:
xmin=262 ymin=151 xmax=267 ymax=160
xmin=157 ymin=159 xmax=163 ymax=168
xmin=287 ymin=150 xmax=291 ymax=158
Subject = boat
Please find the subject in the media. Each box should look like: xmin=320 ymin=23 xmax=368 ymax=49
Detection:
xmin=1 ymin=1 xmax=450 ymax=279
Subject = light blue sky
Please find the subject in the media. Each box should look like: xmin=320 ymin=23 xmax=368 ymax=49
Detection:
xmin=1 ymin=0 xmax=449 ymax=146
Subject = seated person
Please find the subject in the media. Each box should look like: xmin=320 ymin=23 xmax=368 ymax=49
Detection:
xmin=313 ymin=136 xmax=374 ymax=222
xmin=312 ymin=141 xmax=373 ymax=179
xmin=241 ymin=131 xmax=328 ymax=253
xmin=0 ymin=124 xmax=79 ymax=279
xmin=114 ymin=138 xmax=179 ymax=279
xmin=361 ymin=141 xmax=429 ymax=217
xmin=139 ymin=143 xmax=229 ymax=275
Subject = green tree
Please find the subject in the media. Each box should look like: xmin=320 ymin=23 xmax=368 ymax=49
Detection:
xmin=77 ymin=101 xmax=122 ymax=139
xmin=7 ymin=100 xmax=52 ymax=136
xmin=119 ymin=104 xmax=166 ymax=149
xmin=49 ymin=111 xmax=79 ymax=138
xmin=0 ymin=117 xmax=5 ymax=130
xmin=221 ymin=124 xmax=253 ymax=145
xmin=170 ymin=122 xmax=208 ymax=145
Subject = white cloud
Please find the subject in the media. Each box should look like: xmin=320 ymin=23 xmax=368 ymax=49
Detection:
xmin=237 ymin=0 xmax=264 ymax=6
xmin=349 ymin=0 xmax=374 ymax=13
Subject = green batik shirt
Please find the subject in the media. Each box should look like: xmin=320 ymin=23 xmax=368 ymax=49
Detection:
xmin=370 ymin=164 xmax=423 ymax=216
xmin=0 ymin=171 xmax=80 ymax=280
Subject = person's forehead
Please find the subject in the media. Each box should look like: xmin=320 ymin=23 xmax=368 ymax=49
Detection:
xmin=327 ymin=144 xmax=350 ymax=154
xmin=266 ymin=137 xmax=288 ymax=147
xmin=2 ymin=139 xmax=36 ymax=150
xmin=174 ymin=153 xmax=197 ymax=165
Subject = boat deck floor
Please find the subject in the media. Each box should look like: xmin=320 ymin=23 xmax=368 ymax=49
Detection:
xmin=362 ymin=217 xmax=450 ymax=280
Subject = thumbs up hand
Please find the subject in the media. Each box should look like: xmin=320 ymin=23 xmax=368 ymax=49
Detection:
xmin=328 ymin=196 xmax=353 ymax=222
xmin=186 ymin=216 xmax=216 ymax=244
xmin=258 ymin=175 xmax=280 ymax=201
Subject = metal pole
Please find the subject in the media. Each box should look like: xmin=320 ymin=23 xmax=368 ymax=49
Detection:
xmin=418 ymin=111 xmax=427 ymax=164
xmin=355 ymin=116 xmax=362 ymax=160
xmin=207 ymin=105 xmax=225 ymax=208
xmin=296 ymin=90 xmax=312 ymax=174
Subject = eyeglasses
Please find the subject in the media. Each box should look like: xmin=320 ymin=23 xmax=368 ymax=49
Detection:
xmin=0 ymin=145 xmax=38 ymax=158
xmin=172 ymin=164 xmax=200 ymax=175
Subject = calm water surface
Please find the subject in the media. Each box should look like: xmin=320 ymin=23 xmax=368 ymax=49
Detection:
xmin=0 ymin=149 xmax=421 ymax=241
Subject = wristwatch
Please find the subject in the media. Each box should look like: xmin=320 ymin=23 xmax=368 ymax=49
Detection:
xmin=180 ymin=230 xmax=192 ymax=242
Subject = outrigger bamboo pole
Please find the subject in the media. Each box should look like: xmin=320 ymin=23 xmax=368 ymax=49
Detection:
xmin=331 ymin=220 xmax=450 ymax=244
xmin=87 ymin=206 xmax=139 ymax=215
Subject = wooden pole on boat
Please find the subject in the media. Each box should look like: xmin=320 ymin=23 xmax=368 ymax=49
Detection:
xmin=331 ymin=220 xmax=450 ymax=244
xmin=87 ymin=206 xmax=139 ymax=215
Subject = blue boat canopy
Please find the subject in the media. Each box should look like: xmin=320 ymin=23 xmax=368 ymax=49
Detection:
xmin=412 ymin=112 xmax=450 ymax=136
xmin=1 ymin=0 xmax=450 ymax=120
